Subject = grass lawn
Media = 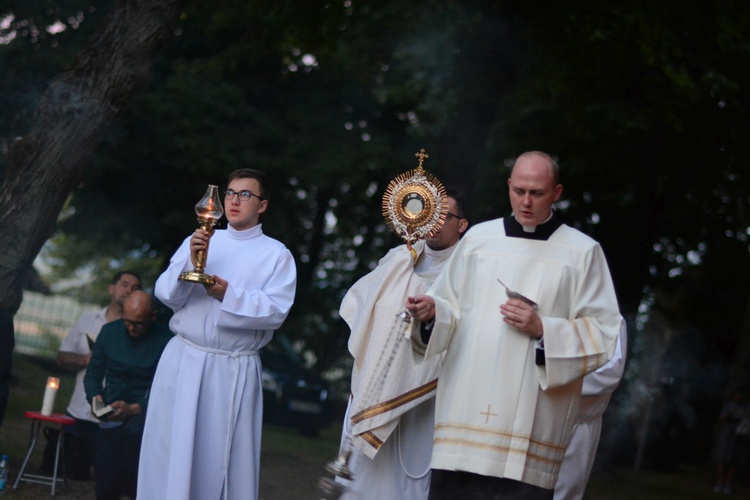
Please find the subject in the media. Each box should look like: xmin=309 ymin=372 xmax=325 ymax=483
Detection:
xmin=1 ymin=352 xmax=746 ymax=499
xmin=0 ymin=352 xmax=341 ymax=499
xmin=585 ymin=465 xmax=737 ymax=499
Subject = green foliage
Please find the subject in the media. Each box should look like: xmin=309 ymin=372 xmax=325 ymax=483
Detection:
xmin=39 ymin=232 xmax=165 ymax=303
xmin=481 ymin=1 xmax=750 ymax=315
xmin=0 ymin=1 xmax=111 ymax=140
xmin=2 ymin=0 xmax=750 ymax=477
xmin=2 ymin=1 xmax=749 ymax=392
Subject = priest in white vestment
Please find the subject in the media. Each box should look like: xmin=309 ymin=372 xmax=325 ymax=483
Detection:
xmin=554 ymin=317 xmax=627 ymax=500
xmin=407 ymin=152 xmax=621 ymax=500
xmin=137 ymin=169 xmax=296 ymax=500
xmin=336 ymin=195 xmax=468 ymax=500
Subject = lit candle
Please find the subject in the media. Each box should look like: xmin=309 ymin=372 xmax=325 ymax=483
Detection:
xmin=41 ymin=377 xmax=60 ymax=416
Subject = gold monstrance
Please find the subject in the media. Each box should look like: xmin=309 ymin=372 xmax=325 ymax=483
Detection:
xmin=178 ymin=184 xmax=224 ymax=285
xmin=381 ymin=149 xmax=449 ymax=262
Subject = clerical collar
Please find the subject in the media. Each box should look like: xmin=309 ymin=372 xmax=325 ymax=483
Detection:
xmin=503 ymin=212 xmax=562 ymax=241
xmin=226 ymin=223 xmax=263 ymax=240
xmin=415 ymin=242 xmax=456 ymax=275
xmin=423 ymin=243 xmax=454 ymax=260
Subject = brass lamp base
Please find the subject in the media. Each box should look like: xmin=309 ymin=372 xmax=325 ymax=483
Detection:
xmin=178 ymin=270 xmax=216 ymax=285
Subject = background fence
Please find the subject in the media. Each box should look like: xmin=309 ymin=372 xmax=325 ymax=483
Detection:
xmin=13 ymin=290 xmax=100 ymax=358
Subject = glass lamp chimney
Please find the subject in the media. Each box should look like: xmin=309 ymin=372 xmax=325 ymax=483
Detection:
xmin=196 ymin=184 xmax=224 ymax=220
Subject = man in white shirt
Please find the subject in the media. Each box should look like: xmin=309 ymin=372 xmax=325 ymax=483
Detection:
xmin=55 ymin=271 xmax=141 ymax=479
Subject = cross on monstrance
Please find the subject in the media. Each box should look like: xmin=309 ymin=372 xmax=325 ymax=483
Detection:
xmin=415 ymin=148 xmax=429 ymax=167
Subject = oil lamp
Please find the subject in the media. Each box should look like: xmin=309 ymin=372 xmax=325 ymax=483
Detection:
xmin=178 ymin=184 xmax=224 ymax=284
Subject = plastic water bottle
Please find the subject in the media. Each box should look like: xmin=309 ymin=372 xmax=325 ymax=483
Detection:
xmin=0 ymin=454 xmax=8 ymax=494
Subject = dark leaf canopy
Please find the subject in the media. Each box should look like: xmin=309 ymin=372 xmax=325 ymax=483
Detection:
xmin=2 ymin=0 xmax=749 ymax=383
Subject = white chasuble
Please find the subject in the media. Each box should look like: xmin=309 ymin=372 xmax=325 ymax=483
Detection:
xmin=337 ymin=240 xmax=456 ymax=500
xmin=341 ymin=240 xmax=445 ymax=456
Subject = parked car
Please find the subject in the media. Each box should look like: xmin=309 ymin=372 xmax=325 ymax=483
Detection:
xmin=259 ymin=335 xmax=334 ymax=435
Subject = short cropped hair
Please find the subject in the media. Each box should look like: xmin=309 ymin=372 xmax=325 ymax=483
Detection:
xmin=111 ymin=271 xmax=141 ymax=286
xmin=227 ymin=168 xmax=270 ymax=200
xmin=443 ymin=186 xmax=468 ymax=219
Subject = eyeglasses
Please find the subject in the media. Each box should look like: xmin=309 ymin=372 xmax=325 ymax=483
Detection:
xmin=446 ymin=212 xmax=464 ymax=222
xmin=123 ymin=319 xmax=149 ymax=330
xmin=225 ymin=189 xmax=265 ymax=202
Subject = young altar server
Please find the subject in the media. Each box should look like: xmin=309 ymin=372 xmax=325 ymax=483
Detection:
xmin=138 ymin=168 xmax=297 ymax=500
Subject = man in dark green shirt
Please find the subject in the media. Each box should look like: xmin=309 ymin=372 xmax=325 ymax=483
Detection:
xmin=84 ymin=290 xmax=172 ymax=500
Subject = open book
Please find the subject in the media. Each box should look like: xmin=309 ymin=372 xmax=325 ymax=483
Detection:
xmin=91 ymin=397 xmax=115 ymax=419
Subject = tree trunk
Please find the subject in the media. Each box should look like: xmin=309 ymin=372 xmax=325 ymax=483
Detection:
xmin=0 ymin=0 xmax=186 ymax=314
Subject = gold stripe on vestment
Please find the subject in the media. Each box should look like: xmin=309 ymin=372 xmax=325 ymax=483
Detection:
xmin=434 ymin=422 xmax=568 ymax=466
xmin=351 ymin=378 xmax=438 ymax=424
xmin=434 ymin=422 xmax=568 ymax=454
xmin=584 ymin=317 xmax=608 ymax=371
xmin=569 ymin=318 xmax=588 ymax=377
xmin=359 ymin=430 xmax=383 ymax=450
xmin=433 ymin=436 xmax=565 ymax=467
xmin=571 ymin=317 xmax=607 ymax=376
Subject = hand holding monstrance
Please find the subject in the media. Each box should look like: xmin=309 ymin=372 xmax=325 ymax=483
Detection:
xmin=179 ymin=185 xmax=224 ymax=285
